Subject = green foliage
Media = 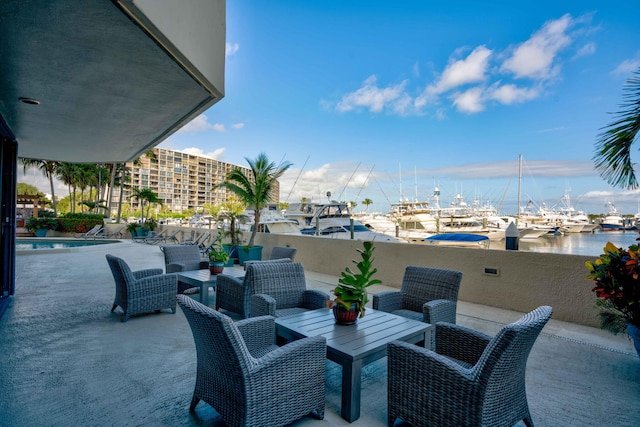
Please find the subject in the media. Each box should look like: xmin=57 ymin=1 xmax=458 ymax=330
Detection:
xmin=218 ymin=153 xmax=292 ymax=247
xmin=332 ymin=241 xmax=381 ymax=318
xmin=57 ymin=213 xmax=104 ymax=233
xmin=593 ymin=67 xmax=640 ymax=189
xmin=143 ymin=218 xmax=157 ymax=230
xmin=207 ymin=229 xmax=230 ymax=263
xmin=17 ymin=182 xmax=43 ymax=196
xmin=585 ymin=240 xmax=640 ymax=333
xmin=24 ymin=216 xmax=59 ymax=232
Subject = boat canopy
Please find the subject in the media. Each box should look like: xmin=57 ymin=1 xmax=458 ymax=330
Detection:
xmin=424 ymin=233 xmax=490 ymax=242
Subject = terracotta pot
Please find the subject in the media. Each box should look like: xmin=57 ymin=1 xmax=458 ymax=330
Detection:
xmin=209 ymin=262 xmax=224 ymax=275
xmin=332 ymin=303 xmax=358 ymax=325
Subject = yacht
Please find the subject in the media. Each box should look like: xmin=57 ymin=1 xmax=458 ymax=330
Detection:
xmin=285 ymin=201 xmax=404 ymax=243
xmin=599 ymin=202 xmax=624 ymax=231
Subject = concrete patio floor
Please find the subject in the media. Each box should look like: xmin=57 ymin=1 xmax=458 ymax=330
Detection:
xmin=1 ymin=240 xmax=639 ymax=426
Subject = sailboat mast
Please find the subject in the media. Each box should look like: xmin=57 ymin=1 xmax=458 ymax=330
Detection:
xmin=517 ymin=154 xmax=522 ymax=218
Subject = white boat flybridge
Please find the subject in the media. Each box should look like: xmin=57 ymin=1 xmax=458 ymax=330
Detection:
xmin=600 ymin=202 xmax=625 ymax=231
xmin=284 ymin=196 xmax=404 ymax=243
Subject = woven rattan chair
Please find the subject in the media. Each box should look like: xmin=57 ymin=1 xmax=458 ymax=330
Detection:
xmin=105 ymin=254 xmax=177 ymax=322
xmin=177 ymin=294 xmax=326 ymax=427
xmin=162 ymin=244 xmax=208 ymax=294
xmin=243 ymin=246 xmax=297 ymax=270
xmin=373 ymin=266 xmax=462 ymax=324
xmin=387 ymin=305 xmax=553 ymax=427
xmin=249 ymin=262 xmax=330 ymax=318
xmin=215 ymin=258 xmax=294 ymax=318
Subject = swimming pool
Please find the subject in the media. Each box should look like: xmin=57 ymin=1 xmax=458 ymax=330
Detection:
xmin=16 ymin=238 xmax=119 ymax=250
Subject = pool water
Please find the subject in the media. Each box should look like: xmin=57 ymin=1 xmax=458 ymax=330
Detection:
xmin=16 ymin=238 xmax=117 ymax=250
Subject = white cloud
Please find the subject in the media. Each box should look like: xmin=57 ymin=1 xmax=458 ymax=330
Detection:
xmin=231 ymin=123 xmax=245 ymax=129
xmin=179 ymin=147 xmax=226 ymax=160
xmin=500 ymin=14 xmax=572 ymax=80
xmin=452 ymin=87 xmax=485 ymax=113
xmin=612 ymin=53 xmax=640 ymax=76
xmin=334 ymin=13 xmax=593 ymax=117
xmin=335 ymin=76 xmax=411 ymax=114
xmin=279 ymin=162 xmax=377 ymax=203
xmin=177 ymin=114 xmax=215 ymax=133
xmin=226 ymin=42 xmax=239 ymax=56
xmin=432 ymin=46 xmax=492 ymax=94
xmin=574 ymin=42 xmax=596 ymax=59
xmin=212 ymin=123 xmax=226 ymax=132
xmin=488 ymin=83 xmax=540 ymax=105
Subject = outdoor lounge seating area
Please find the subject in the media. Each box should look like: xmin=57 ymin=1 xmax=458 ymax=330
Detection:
xmin=2 ymin=240 xmax=639 ymax=426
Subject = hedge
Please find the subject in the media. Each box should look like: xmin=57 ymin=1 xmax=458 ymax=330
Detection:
xmin=57 ymin=213 xmax=105 ymax=233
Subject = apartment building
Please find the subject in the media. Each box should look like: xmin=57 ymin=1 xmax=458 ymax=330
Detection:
xmin=119 ymin=147 xmax=279 ymax=213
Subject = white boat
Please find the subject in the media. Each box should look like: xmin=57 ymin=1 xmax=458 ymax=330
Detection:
xmin=239 ymin=204 xmax=303 ymax=237
xmin=599 ymin=202 xmax=624 ymax=231
xmin=285 ymin=201 xmax=405 ymax=243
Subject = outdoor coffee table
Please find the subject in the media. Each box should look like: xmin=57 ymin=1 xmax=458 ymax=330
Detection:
xmin=275 ymin=308 xmax=432 ymax=422
xmin=176 ymin=267 xmax=245 ymax=306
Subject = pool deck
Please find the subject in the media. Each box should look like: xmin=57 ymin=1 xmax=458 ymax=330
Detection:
xmin=1 ymin=240 xmax=639 ymax=426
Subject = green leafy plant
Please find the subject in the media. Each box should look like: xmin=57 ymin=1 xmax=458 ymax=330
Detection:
xmin=208 ymin=229 xmax=230 ymax=264
xmin=585 ymin=241 xmax=640 ymax=334
xmin=329 ymin=241 xmax=381 ymax=318
xmin=24 ymin=216 xmax=59 ymax=232
xmin=143 ymin=218 xmax=157 ymax=231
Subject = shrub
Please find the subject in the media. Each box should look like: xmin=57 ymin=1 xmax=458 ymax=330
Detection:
xmin=58 ymin=213 xmax=105 ymax=233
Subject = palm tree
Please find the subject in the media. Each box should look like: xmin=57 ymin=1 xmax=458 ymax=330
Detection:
xmin=593 ymin=67 xmax=640 ymax=189
xmin=218 ymin=197 xmax=247 ymax=246
xmin=131 ymin=188 xmax=161 ymax=223
xmin=362 ymin=198 xmax=373 ymax=211
xmin=20 ymin=158 xmax=59 ymax=215
xmin=218 ymin=153 xmax=292 ymax=247
xmin=55 ymin=163 xmax=80 ymax=213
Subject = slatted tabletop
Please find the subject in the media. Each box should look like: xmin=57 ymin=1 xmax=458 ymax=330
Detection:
xmin=276 ymin=308 xmax=432 ymax=422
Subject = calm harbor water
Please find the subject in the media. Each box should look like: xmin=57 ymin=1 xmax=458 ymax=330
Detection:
xmin=517 ymin=229 xmax=640 ymax=257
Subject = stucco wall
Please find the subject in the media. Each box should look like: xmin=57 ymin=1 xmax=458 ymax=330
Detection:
xmin=253 ymin=233 xmax=599 ymax=328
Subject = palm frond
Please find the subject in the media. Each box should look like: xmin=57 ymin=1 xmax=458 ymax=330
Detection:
xmin=593 ymin=68 xmax=640 ymax=189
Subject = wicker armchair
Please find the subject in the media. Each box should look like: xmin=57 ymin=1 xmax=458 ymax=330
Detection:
xmin=250 ymin=262 xmax=330 ymax=318
xmin=162 ymin=244 xmax=208 ymax=294
xmin=373 ymin=266 xmax=462 ymax=324
xmin=177 ymin=295 xmax=326 ymax=427
xmin=215 ymin=259 xmax=295 ymax=318
xmin=387 ymin=305 xmax=553 ymax=427
xmin=105 ymin=254 xmax=177 ymax=322
xmin=243 ymin=246 xmax=297 ymax=270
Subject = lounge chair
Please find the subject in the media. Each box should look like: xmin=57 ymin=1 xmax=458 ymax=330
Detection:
xmin=74 ymin=224 xmax=103 ymax=239
xmin=177 ymin=295 xmax=326 ymax=426
xmin=94 ymin=225 xmax=125 ymax=239
xmin=105 ymin=254 xmax=177 ymax=322
xmin=144 ymin=229 xmax=180 ymax=244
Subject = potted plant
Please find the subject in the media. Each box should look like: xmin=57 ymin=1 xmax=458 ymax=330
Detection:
xmin=585 ymin=240 xmax=640 ymax=357
xmin=207 ymin=229 xmax=230 ymax=274
xmin=328 ymin=241 xmax=381 ymax=324
xmin=216 ymin=153 xmax=292 ymax=265
xmin=126 ymin=222 xmax=139 ymax=239
xmin=24 ymin=216 xmax=58 ymax=237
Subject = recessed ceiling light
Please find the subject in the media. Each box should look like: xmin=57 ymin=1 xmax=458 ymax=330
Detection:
xmin=18 ymin=97 xmax=40 ymax=105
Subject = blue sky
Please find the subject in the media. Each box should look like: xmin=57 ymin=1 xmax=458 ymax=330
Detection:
xmin=22 ymin=1 xmax=640 ymax=215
